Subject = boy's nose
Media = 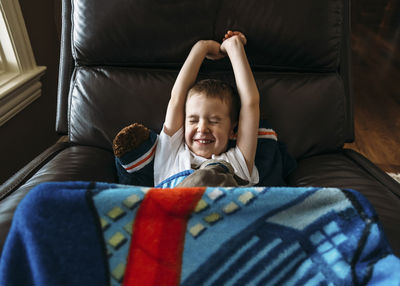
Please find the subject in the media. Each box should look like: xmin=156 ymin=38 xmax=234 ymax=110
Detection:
xmin=197 ymin=120 xmax=209 ymax=133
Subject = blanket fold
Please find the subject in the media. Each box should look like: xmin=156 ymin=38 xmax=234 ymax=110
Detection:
xmin=1 ymin=182 xmax=399 ymax=286
xmin=0 ymin=182 xmax=109 ymax=286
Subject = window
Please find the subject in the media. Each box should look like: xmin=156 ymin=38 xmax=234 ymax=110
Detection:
xmin=0 ymin=0 xmax=46 ymax=126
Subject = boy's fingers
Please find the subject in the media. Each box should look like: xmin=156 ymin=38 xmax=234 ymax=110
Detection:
xmin=224 ymin=30 xmax=244 ymax=37
xmin=223 ymin=34 xmax=232 ymax=41
xmin=222 ymin=30 xmax=247 ymax=45
xmin=233 ymin=31 xmax=244 ymax=38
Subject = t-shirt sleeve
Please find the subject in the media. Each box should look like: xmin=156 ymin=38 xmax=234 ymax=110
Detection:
xmin=223 ymin=146 xmax=259 ymax=185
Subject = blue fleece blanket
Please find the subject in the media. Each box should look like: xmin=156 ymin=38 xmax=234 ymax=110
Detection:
xmin=1 ymin=182 xmax=399 ymax=285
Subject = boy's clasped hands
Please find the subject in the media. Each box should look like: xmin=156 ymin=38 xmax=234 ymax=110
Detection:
xmin=202 ymin=30 xmax=247 ymax=60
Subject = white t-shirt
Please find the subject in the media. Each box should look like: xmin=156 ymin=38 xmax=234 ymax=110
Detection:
xmin=154 ymin=127 xmax=259 ymax=186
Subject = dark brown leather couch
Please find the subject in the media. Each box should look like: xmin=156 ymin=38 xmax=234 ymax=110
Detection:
xmin=1 ymin=0 xmax=399 ymax=258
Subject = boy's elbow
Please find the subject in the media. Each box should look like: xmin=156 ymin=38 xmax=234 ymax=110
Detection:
xmin=242 ymin=100 xmax=260 ymax=114
xmin=241 ymin=90 xmax=260 ymax=107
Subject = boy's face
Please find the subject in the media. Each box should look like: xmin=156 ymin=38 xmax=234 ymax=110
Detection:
xmin=185 ymin=93 xmax=236 ymax=159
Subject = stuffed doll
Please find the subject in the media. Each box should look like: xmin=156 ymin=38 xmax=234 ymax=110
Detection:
xmin=113 ymin=121 xmax=296 ymax=187
xmin=113 ymin=123 xmax=158 ymax=186
xmin=176 ymin=159 xmax=249 ymax=187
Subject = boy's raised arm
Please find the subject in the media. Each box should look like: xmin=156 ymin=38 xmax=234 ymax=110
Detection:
xmin=221 ymin=31 xmax=260 ymax=173
xmin=164 ymin=40 xmax=224 ymax=137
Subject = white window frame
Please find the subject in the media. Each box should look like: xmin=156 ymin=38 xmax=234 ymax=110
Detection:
xmin=0 ymin=0 xmax=46 ymax=126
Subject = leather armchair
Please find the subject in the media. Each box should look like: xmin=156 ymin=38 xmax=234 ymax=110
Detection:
xmin=1 ymin=0 xmax=399 ymax=258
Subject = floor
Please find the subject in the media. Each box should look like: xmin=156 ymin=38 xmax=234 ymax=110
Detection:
xmin=344 ymin=0 xmax=400 ymax=173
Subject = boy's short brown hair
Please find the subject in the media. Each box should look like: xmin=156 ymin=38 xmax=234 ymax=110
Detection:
xmin=187 ymin=79 xmax=240 ymax=124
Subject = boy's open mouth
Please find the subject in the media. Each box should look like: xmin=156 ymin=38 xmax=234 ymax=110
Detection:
xmin=193 ymin=138 xmax=214 ymax=144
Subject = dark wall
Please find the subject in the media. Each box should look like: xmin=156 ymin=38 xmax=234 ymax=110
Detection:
xmin=0 ymin=0 xmax=61 ymax=184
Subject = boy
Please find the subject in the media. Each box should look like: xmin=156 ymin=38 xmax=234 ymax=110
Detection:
xmin=154 ymin=31 xmax=260 ymax=186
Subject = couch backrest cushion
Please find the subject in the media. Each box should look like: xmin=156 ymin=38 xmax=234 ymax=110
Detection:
xmin=67 ymin=0 xmax=351 ymax=159
xmin=72 ymin=0 xmax=342 ymax=70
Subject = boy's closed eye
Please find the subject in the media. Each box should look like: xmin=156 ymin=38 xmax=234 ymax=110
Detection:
xmin=187 ymin=116 xmax=199 ymax=124
xmin=209 ymin=117 xmax=221 ymax=124
xmin=187 ymin=116 xmax=221 ymax=124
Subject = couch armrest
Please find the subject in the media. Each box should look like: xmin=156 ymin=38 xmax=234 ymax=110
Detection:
xmin=0 ymin=144 xmax=117 ymax=254
xmin=0 ymin=142 xmax=71 ymax=201
xmin=343 ymin=148 xmax=400 ymax=198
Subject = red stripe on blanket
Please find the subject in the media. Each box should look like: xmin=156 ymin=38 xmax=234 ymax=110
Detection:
xmin=123 ymin=187 xmax=206 ymax=286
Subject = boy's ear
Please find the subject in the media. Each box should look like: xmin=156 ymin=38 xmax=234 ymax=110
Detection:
xmin=229 ymin=122 xmax=238 ymax=140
